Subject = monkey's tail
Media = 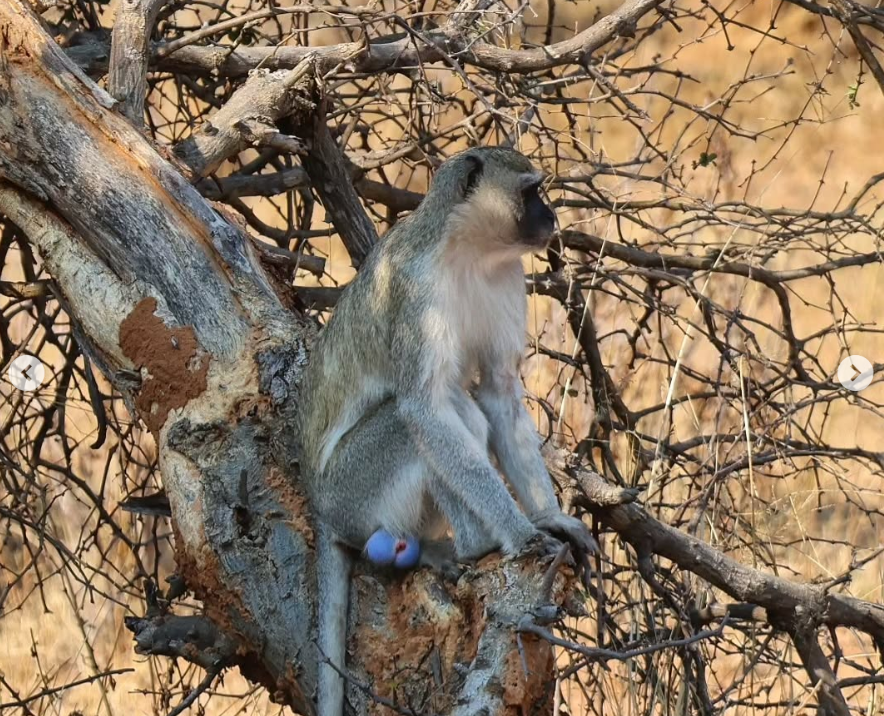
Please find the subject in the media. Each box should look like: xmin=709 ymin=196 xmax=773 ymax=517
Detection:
xmin=316 ymin=524 xmax=350 ymax=716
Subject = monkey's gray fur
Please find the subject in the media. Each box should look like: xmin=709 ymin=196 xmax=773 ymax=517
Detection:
xmin=299 ymin=146 xmax=596 ymax=716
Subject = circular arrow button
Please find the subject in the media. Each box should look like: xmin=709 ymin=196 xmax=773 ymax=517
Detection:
xmin=837 ymin=355 xmax=874 ymax=392
xmin=6 ymin=354 xmax=46 ymax=392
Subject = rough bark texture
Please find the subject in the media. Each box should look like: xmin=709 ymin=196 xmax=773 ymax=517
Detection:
xmin=0 ymin=4 xmax=318 ymax=705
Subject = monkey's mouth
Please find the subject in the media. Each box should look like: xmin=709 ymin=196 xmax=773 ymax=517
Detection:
xmin=517 ymin=213 xmax=556 ymax=248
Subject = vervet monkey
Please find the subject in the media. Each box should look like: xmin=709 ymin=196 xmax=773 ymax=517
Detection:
xmin=299 ymin=146 xmax=595 ymax=716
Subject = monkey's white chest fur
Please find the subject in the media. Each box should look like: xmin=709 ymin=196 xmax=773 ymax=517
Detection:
xmin=423 ymin=254 xmax=526 ymax=391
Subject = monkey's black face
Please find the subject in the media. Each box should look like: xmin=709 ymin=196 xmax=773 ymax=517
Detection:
xmin=518 ymin=183 xmax=556 ymax=247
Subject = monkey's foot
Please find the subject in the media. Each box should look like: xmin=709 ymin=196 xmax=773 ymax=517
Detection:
xmin=532 ymin=512 xmax=598 ymax=588
xmin=419 ymin=539 xmax=465 ymax=582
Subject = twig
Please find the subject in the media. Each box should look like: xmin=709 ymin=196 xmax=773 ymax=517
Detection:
xmin=166 ymin=669 xmax=220 ymax=716
xmin=0 ymin=669 xmax=134 ymax=709
xmin=519 ymin=616 xmax=725 ymax=662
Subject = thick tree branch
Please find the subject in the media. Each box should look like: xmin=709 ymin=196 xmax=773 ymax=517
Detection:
xmin=174 ymin=59 xmax=315 ymax=178
xmin=67 ymin=0 xmax=668 ymax=78
xmin=568 ymin=465 xmax=884 ymax=646
xmin=290 ymin=105 xmax=378 ymax=266
xmin=789 ymin=626 xmax=852 ymax=716
xmin=108 ymin=0 xmax=167 ymax=123
xmin=126 ymin=613 xmax=238 ymax=671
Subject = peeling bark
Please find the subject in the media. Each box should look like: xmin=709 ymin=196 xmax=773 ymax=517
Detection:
xmin=119 ymin=297 xmax=210 ymax=435
xmin=346 ymin=558 xmax=566 ymax=716
xmin=174 ymin=61 xmax=316 ymax=178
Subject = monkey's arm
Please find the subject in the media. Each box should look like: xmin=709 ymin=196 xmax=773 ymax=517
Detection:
xmin=396 ymin=393 xmax=539 ymax=555
xmin=476 ymin=362 xmax=597 ymax=555
xmin=476 ymin=367 xmax=557 ymax=514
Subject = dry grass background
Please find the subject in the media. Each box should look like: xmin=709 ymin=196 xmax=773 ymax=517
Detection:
xmin=2 ymin=0 xmax=884 ymax=714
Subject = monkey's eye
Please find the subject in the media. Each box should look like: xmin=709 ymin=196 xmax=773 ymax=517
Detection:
xmin=463 ymin=158 xmax=484 ymax=198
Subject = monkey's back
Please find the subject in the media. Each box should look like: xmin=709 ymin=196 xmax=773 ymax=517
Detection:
xmin=298 ymin=226 xmax=429 ymax=484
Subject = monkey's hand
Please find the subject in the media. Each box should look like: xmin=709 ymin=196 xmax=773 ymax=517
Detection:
xmin=531 ymin=510 xmax=598 ymax=558
xmin=524 ymin=512 xmax=597 ymax=588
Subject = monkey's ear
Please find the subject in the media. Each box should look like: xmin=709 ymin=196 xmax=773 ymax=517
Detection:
xmin=462 ymin=156 xmax=484 ymax=198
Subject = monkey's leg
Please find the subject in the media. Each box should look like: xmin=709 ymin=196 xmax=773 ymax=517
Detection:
xmin=429 ymin=482 xmax=499 ymax=561
xmin=442 ymin=389 xmax=564 ymax=561
xmin=431 ymin=389 xmax=501 ymax=560
xmin=322 ymin=400 xmax=480 ymax=573
xmin=316 ymin=400 xmax=430 ymax=547
xmin=477 ymin=364 xmax=597 ymax=556
xmin=414 ymin=538 xmax=465 ymax=581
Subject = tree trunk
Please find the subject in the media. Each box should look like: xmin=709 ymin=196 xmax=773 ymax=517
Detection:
xmin=0 ymin=2 xmax=564 ymax=713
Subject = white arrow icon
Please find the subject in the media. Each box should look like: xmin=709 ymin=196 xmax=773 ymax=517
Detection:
xmin=6 ymin=354 xmax=46 ymax=392
xmin=837 ymin=355 xmax=874 ymax=392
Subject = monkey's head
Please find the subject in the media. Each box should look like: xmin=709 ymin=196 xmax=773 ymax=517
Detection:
xmin=430 ymin=147 xmax=556 ymax=255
